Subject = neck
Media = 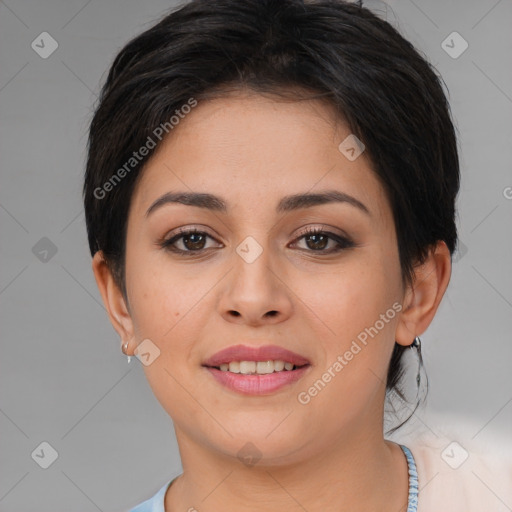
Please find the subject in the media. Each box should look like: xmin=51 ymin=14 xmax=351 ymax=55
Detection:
xmin=166 ymin=422 xmax=410 ymax=512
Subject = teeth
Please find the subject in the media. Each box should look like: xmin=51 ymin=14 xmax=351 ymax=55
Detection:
xmin=274 ymin=360 xmax=285 ymax=371
xmin=229 ymin=361 xmax=240 ymax=373
xmin=217 ymin=360 xmax=298 ymax=374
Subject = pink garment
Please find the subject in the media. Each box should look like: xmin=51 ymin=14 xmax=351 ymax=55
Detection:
xmin=406 ymin=434 xmax=512 ymax=511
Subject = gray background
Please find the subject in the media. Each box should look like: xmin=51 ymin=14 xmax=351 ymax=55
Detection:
xmin=1 ymin=0 xmax=511 ymax=510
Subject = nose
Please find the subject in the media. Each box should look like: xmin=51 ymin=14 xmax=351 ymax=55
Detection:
xmin=218 ymin=241 xmax=293 ymax=327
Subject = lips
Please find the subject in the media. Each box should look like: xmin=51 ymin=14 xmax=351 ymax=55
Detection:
xmin=202 ymin=344 xmax=311 ymax=368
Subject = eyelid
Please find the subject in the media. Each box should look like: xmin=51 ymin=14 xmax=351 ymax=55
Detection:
xmin=165 ymin=224 xmax=218 ymax=240
xmin=294 ymin=224 xmax=348 ymax=239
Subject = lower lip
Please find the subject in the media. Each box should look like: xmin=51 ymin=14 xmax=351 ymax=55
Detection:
xmin=204 ymin=365 xmax=310 ymax=395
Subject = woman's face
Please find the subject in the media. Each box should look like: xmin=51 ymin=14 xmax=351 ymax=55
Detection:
xmin=120 ymin=91 xmax=409 ymax=464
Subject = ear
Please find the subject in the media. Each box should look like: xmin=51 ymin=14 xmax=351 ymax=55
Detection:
xmin=91 ymin=251 xmax=135 ymax=355
xmin=395 ymin=240 xmax=452 ymax=346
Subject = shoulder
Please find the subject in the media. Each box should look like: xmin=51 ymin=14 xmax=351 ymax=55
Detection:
xmin=402 ymin=428 xmax=512 ymax=512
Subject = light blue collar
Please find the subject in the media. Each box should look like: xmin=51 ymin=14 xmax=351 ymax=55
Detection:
xmin=400 ymin=444 xmax=419 ymax=512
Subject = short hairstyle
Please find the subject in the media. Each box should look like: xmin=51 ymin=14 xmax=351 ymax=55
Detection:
xmin=83 ymin=0 xmax=460 ymax=432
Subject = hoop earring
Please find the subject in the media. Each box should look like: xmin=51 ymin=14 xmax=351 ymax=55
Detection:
xmin=122 ymin=341 xmax=131 ymax=364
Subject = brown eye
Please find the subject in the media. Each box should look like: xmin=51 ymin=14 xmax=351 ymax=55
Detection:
xmin=161 ymin=228 xmax=221 ymax=254
xmin=180 ymin=232 xmax=207 ymax=250
xmin=303 ymin=232 xmax=330 ymax=251
xmin=292 ymin=227 xmax=354 ymax=254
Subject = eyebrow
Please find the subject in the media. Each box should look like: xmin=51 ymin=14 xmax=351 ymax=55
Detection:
xmin=145 ymin=189 xmax=371 ymax=218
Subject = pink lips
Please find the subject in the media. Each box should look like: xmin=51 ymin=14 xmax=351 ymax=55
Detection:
xmin=202 ymin=344 xmax=311 ymax=368
xmin=202 ymin=344 xmax=311 ymax=396
xmin=205 ymin=366 xmax=310 ymax=395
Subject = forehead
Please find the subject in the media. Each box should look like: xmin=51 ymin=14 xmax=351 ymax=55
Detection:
xmin=129 ymin=92 xmax=388 ymax=221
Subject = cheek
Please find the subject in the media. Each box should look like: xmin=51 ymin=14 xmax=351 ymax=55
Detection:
xmin=124 ymin=256 xmax=206 ymax=412
xmin=125 ymin=246 xmax=217 ymax=372
xmin=297 ymin=248 xmax=401 ymax=386
xmin=293 ymin=270 xmax=400 ymax=429
xmin=300 ymin=252 xmax=398 ymax=334
xmin=124 ymin=244 xmax=179 ymax=358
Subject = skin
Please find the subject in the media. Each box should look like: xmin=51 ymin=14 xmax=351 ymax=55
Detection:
xmin=92 ymin=90 xmax=451 ymax=512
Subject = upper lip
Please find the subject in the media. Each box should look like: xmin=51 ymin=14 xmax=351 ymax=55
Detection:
xmin=202 ymin=344 xmax=311 ymax=368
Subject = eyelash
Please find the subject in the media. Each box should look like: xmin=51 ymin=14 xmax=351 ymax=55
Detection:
xmin=159 ymin=226 xmax=355 ymax=256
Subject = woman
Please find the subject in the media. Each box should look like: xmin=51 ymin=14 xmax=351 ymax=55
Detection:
xmin=83 ymin=1 xmax=511 ymax=510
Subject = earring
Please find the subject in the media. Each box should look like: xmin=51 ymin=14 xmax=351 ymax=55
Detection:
xmin=410 ymin=336 xmax=422 ymax=389
xmin=411 ymin=336 xmax=421 ymax=350
xmin=122 ymin=341 xmax=131 ymax=364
